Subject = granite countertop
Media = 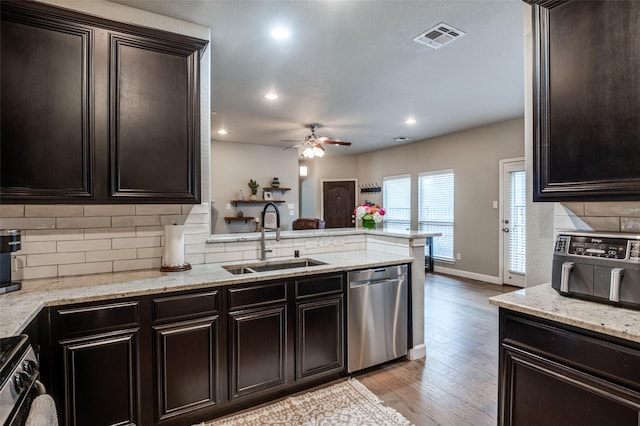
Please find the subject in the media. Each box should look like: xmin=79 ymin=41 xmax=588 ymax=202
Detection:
xmin=0 ymin=251 xmax=413 ymax=339
xmin=490 ymin=283 xmax=640 ymax=343
xmin=206 ymin=228 xmax=441 ymax=243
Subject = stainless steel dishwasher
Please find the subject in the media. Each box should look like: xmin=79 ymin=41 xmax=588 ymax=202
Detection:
xmin=347 ymin=264 xmax=408 ymax=372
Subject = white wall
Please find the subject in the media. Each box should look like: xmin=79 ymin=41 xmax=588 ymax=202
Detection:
xmin=210 ymin=142 xmax=300 ymax=232
xmin=358 ymin=118 xmax=525 ymax=278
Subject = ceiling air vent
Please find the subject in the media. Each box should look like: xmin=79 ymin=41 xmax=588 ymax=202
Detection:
xmin=413 ymin=23 xmax=466 ymax=49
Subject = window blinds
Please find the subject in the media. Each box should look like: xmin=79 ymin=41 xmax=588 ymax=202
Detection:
xmin=419 ymin=170 xmax=454 ymax=261
xmin=383 ymin=175 xmax=411 ymax=231
xmin=509 ymin=170 xmax=526 ymax=274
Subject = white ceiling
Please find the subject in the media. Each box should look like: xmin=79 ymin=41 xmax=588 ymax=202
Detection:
xmin=112 ymin=0 xmax=525 ymax=156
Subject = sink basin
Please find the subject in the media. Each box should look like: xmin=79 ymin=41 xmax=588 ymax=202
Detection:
xmin=223 ymin=258 xmax=326 ymax=275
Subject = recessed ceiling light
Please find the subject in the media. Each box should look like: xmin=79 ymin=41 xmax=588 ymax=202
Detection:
xmin=393 ymin=137 xmax=412 ymax=142
xmin=265 ymin=93 xmax=279 ymax=100
xmin=405 ymin=118 xmax=417 ymax=125
xmin=271 ymin=28 xmax=290 ymax=40
xmin=217 ymin=129 xmax=228 ymax=135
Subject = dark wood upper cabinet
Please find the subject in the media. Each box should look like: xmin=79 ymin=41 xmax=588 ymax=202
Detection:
xmin=0 ymin=1 xmax=207 ymax=204
xmin=108 ymin=32 xmax=203 ymax=202
xmin=528 ymin=0 xmax=640 ymax=201
xmin=0 ymin=4 xmax=94 ymax=202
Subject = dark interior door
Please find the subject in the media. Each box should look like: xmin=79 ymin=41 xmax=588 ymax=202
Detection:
xmin=322 ymin=181 xmax=355 ymax=228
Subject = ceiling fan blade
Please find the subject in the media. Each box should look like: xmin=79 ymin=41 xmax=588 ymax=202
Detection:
xmin=321 ymin=140 xmax=352 ymax=146
xmin=282 ymin=144 xmax=303 ymax=150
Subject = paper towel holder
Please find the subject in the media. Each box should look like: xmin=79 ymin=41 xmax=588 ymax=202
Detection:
xmin=160 ymin=262 xmax=191 ymax=272
xmin=160 ymin=223 xmax=192 ymax=272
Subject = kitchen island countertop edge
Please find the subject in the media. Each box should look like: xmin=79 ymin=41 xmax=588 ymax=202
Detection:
xmin=490 ymin=283 xmax=640 ymax=343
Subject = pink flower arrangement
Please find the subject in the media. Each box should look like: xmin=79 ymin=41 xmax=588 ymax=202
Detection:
xmin=354 ymin=201 xmax=386 ymax=223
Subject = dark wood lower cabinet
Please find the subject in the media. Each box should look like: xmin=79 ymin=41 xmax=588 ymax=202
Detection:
xmin=59 ymin=329 xmax=141 ymax=426
xmin=46 ymin=273 xmax=349 ymax=425
xmin=498 ymin=309 xmax=640 ymax=426
xmin=296 ymin=297 xmax=344 ymax=380
xmin=153 ymin=317 xmax=218 ymax=422
xmin=229 ymin=306 xmax=287 ymax=400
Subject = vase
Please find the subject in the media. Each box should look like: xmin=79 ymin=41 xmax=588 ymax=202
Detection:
xmin=362 ymin=219 xmax=376 ymax=229
xmin=249 ymin=194 xmax=257 ymax=200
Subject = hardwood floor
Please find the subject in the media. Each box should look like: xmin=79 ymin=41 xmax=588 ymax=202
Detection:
xmin=355 ymin=273 xmax=518 ymax=426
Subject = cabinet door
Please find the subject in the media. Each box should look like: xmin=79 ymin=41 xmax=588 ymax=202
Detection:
xmin=499 ymin=310 xmax=640 ymax=426
xmin=108 ymin=32 xmax=203 ymax=203
xmin=0 ymin=3 xmax=94 ymax=202
xmin=501 ymin=346 xmax=640 ymax=426
xmin=59 ymin=330 xmax=141 ymax=426
xmin=153 ymin=316 xmax=219 ymax=423
xmin=296 ymin=295 xmax=344 ymax=380
xmin=529 ymin=1 xmax=640 ymax=200
xmin=228 ymin=306 xmax=287 ymax=400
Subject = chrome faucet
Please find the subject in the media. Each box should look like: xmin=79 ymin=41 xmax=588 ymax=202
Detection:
xmin=260 ymin=202 xmax=281 ymax=260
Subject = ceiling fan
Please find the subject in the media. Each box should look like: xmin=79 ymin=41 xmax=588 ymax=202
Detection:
xmin=283 ymin=124 xmax=351 ymax=158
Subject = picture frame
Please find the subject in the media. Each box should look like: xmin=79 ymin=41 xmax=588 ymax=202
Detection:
xmin=263 ymin=190 xmax=273 ymax=201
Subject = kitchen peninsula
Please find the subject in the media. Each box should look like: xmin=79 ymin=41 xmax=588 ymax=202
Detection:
xmin=1 ymin=228 xmax=436 ymax=425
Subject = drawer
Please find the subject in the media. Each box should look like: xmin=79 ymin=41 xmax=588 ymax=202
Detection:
xmin=502 ymin=311 xmax=640 ymax=390
xmin=152 ymin=290 xmax=219 ymax=323
xmin=52 ymin=300 xmax=140 ymax=336
xmin=295 ymin=274 xmax=343 ymax=299
xmin=228 ymin=281 xmax=287 ymax=310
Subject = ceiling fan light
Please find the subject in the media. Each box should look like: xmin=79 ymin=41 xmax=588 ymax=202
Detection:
xmin=312 ymin=144 xmax=325 ymax=158
xmin=302 ymin=146 xmax=315 ymax=158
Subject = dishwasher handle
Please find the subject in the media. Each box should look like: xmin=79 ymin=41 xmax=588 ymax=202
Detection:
xmin=349 ymin=276 xmax=406 ymax=288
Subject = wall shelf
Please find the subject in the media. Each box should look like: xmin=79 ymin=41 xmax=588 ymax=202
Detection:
xmin=263 ymin=187 xmax=290 ymax=192
xmin=230 ymin=199 xmax=286 ymax=206
xmin=224 ymin=216 xmax=255 ymax=223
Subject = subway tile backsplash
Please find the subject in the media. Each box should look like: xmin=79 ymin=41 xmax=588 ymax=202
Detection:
xmin=1 ymin=204 xmax=211 ymax=280
xmin=556 ymin=201 xmax=640 ymax=235
xmin=1 ymin=203 xmax=373 ymax=280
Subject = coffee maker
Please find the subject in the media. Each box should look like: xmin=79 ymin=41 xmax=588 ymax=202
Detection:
xmin=0 ymin=230 xmax=21 ymax=294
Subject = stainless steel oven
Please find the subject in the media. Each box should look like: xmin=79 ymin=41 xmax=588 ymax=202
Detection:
xmin=0 ymin=335 xmax=44 ymax=426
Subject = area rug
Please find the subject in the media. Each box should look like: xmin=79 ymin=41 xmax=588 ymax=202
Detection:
xmin=199 ymin=378 xmax=412 ymax=426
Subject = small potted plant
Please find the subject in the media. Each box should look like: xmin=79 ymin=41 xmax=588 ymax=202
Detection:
xmin=248 ymin=179 xmax=259 ymax=200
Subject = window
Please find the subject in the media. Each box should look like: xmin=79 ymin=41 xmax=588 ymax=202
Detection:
xmin=509 ymin=170 xmax=526 ymax=274
xmin=383 ymin=175 xmax=411 ymax=231
xmin=419 ymin=170 xmax=454 ymax=261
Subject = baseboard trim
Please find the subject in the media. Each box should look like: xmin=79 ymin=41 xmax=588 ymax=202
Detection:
xmin=433 ymin=266 xmax=502 ymax=285
xmin=407 ymin=344 xmax=426 ymax=360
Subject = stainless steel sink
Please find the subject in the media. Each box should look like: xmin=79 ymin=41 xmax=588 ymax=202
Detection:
xmin=222 ymin=258 xmax=326 ymax=275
